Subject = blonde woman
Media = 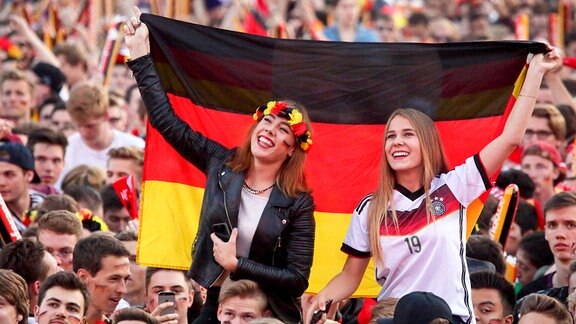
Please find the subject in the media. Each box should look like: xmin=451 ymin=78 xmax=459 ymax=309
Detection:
xmin=307 ymin=49 xmax=561 ymax=324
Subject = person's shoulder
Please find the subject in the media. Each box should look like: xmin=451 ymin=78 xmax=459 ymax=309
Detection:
xmin=353 ymin=193 xmax=373 ymax=215
xmin=517 ymin=272 xmax=555 ymax=299
xmin=112 ymin=130 xmax=145 ymax=146
xmin=66 ymin=132 xmax=82 ymax=145
xmin=356 ymin=26 xmax=379 ymax=42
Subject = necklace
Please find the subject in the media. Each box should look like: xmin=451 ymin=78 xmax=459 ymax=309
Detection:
xmin=242 ymin=182 xmax=274 ymax=195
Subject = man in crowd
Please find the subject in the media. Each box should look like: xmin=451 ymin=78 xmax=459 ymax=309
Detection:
xmin=107 ymin=146 xmax=144 ymax=192
xmin=27 ymin=127 xmax=67 ymax=195
xmin=63 ymin=82 xmax=144 ymax=179
xmin=0 ymin=142 xmax=44 ymax=231
xmin=101 ymin=184 xmax=131 ymax=233
xmin=518 ymin=191 xmax=576 ymax=300
xmin=217 ymin=279 xmax=271 ymax=324
xmin=0 ymin=69 xmax=35 ymax=127
xmin=116 ymin=231 xmax=146 ymax=307
xmin=53 ymin=42 xmax=89 ymax=90
xmin=145 ymin=268 xmax=193 ymax=324
xmin=35 ymin=271 xmax=89 ymax=324
xmin=470 ymin=271 xmax=516 ymax=324
xmin=0 ymin=239 xmax=60 ymax=323
xmin=73 ymin=234 xmax=131 ymax=323
xmin=37 ymin=210 xmax=84 ymax=272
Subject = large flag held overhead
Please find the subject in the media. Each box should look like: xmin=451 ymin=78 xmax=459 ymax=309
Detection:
xmin=137 ymin=13 xmax=547 ymax=295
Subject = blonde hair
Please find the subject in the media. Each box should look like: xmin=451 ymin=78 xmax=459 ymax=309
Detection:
xmin=226 ymin=100 xmax=312 ymax=198
xmin=519 ymin=294 xmax=573 ymax=324
xmin=368 ymin=108 xmax=449 ymax=263
xmin=61 ymin=165 xmax=106 ymax=192
xmin=370 ymin=297 xmax=398 ymax=323
xmin=108 ymin=146 xmax=144 ymax=167
xmin=66 ymin=82 xmax=108 ymax=122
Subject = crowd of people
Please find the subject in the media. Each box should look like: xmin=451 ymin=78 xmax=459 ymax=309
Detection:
xmin=0 ymin=0 xmax=574 ymax=323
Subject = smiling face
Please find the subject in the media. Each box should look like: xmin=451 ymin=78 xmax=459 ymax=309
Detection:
xmin=79 ymin=255 xmax=130 ymax=315
xmin=250 ymin=114 xmax=296 ymax=165
xmin=384 ymin=115 xmax=423 ymax=179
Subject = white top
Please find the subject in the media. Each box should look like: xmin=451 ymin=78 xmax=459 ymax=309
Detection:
xmin=237 ymin=189 xmax=267 ymax=257
xmin=58 ymin=130 xmax=145 ymax=188
xmin=343 ymin=155 xmax=490 ymax=324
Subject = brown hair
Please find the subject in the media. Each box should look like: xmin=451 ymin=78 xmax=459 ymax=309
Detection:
xmin=544 ymin=191 xmax=576 ymax=215
xmin=72 ymin=235 xmax=130 ymax=275
xmin=66 ymin=82 xmax=108 ymax=122
xmin=27 ymin=127 xmax=68 ymax=156
xmin=0 ymin=69 xmax=34 ymax=96
xmin=35 ymin=194 xmax=79 ymax=221
xmin=519 ymin=294 xmax=572 ymax=324
xmin=37 ymin=210 xmax=84 ymax=239
xmin=38 ymin=271 xmax=90 ymax=315
xmin=144 ymin=267 xmax=191 ymax=292
xmin=61 ymin=165 xmax=107 ymax=192
xmin=218 ymin=279 xmax=268 ymax=313
xmin=112 ymin=307 xmax=159 ymax=324
xmin=0 ymin=269 xmax=28 ymax=324
xmin=53 ymin=43 xmax=88 ymax=71
xmin=0 ymin=239 xmax=50 ymax=284
xmin=368 ymin=108 xmax=449 ymax=264
xmin=226 ymin=100 xmax=312 ymax=198
xmin=532 ymin=104 xmax=567 ymax=142
xmin=370 ymin=297 xmax=398 ymax=323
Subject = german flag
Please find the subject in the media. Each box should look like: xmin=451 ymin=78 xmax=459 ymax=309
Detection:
xmin=137 ymin=13 xmax=547 ymax=295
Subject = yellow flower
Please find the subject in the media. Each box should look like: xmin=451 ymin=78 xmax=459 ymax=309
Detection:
xmin=288 ymin=109 xmax=303 ymax=125
xmin=252 ymin=112 xmax=259 ymax=120
xmin=263 ymin=101 xmax=276 ymax=115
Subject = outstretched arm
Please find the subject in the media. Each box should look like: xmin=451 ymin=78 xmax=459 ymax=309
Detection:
xmin=303 ymin=255 xmax=370 ymax=323
xmin=479 ymin=48 xmax=562 ymax=177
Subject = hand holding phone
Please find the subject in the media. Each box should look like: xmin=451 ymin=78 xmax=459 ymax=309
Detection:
xmin=158 ymin=291 xmax=176 ymax=316
xmin=212 ymin=222 xmax=231 ymax=242
xmin=310 ymin=299 xmax=333 ymax=324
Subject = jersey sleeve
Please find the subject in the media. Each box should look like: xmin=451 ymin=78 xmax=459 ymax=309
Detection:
xmin=442 ymin=154 xmax=492 ymax=206
xmin=341 ymin=195 xmax=372 ymax=258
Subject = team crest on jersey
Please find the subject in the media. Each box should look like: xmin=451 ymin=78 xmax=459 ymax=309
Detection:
xmin=431 ymin=197 xmax=446 ymax=217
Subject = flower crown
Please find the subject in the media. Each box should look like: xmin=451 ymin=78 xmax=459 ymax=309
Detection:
xmin=252 ymin=101 xmax=313 ymax=152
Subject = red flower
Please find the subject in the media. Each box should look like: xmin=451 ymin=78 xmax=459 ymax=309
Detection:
xmin=292 ymin=122 xmax=307 ymax=136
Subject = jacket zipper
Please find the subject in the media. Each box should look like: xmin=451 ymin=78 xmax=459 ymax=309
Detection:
xmin=210 ymin=176 xmax=234 ymax=287
xmin=272 ymin=236 xmax=281 ymax=266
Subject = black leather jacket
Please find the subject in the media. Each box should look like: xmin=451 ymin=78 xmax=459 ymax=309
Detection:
xmin=128 ymin=55 xmax=316 ymax=323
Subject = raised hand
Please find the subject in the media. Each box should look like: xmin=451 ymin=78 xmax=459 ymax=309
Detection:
xmin=124 ymin=6 xmax=150 ymax=60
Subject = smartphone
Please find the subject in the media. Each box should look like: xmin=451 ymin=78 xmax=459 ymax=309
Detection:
xmin=158 ymin=291 xmax=176 ymax=316
xmin=310 ymin=299 xmax=333 ymax=324
xmin=212 ymin=222 xmax=231 ymax=242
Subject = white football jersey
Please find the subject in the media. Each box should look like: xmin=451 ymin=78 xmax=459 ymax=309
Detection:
xmin=343 ymin=155 xmax=491 ymax=324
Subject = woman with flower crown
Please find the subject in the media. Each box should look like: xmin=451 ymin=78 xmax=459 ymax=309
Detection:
xmin=124 ymin=7 xmax=315 ymax=324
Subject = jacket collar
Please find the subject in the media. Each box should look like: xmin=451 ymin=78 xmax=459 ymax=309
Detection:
xmin=268 ymin=186 xmax=295 ymax=208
